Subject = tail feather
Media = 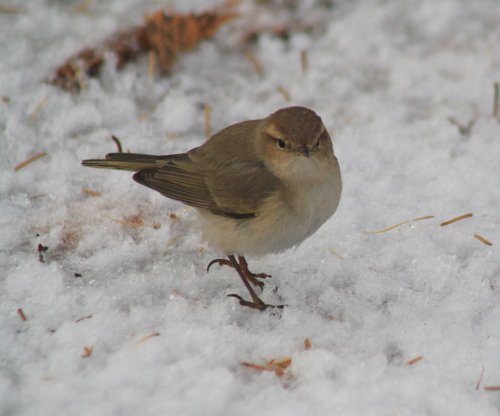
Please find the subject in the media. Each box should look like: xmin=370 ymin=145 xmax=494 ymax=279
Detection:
xmin=82 ymin=153 xmax=174 ymax=172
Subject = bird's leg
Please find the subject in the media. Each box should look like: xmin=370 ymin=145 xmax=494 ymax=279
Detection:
xmin=206 ymin=256 xmax=270 ymax=289
xmin=227 ymin=255 xmax=284 ymax=311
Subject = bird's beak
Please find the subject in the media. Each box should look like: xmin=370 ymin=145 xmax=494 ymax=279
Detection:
xmin=300 ymin=145 xmax=310 ymax=157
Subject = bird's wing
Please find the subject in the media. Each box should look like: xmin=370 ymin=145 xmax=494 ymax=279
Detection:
xmin=133 ymin=154 xmax=215 ymax=211
xmin=133 ymin=154 xmax=279 ymax=219
xmin=204 ymin=161 xmax=279 ymax=218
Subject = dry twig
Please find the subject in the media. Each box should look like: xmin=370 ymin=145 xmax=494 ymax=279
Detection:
xmin=242 ymin=357 xmax=292 ymax=377
xmin=406 ymin=355 xmax=424 ymax=365
xmin=74 ymin=315 xmax=93 ymax=323
xmin=83 ymin=188 xmax=101 ymax=197
xmin=17 ymin=308 xmax=27 ymax=322
xmin=484 ymin=386 xmax=500 ymax=392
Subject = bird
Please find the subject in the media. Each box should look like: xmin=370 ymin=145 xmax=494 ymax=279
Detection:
xmin=82 ymin=106 xmax=342 ymax=311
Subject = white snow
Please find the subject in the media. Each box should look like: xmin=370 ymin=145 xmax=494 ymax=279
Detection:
xmin=2 ymin=0 xmax=500 ymax=415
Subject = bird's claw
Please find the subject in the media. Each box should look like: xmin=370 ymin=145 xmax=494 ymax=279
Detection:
xmin=227 ymin=294 xmax=285 ymax=311
xmin=206 ymin=258 xmax=233 ymax=273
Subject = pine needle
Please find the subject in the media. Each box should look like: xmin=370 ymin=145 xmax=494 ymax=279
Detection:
xmin=474 ymin=234 xmax=493 ymax=246
xmin=365 ymin=216 xmax=434 ymax=234
xmin=204 ymin=104 xmax=212 ymax=139
xmin=134 ymin=332 xmax=160 ymax=347
xmin=440 ymin=213 xmax=473 ymax=226
xmin=300 ymin=49 xmax=308 ymax=74
xmin=14 ymin=151 xmax=48 ymax=171
xmin=243 ymin=49 xmax=263 ymax=76
xmin=276 ymin=85 xmax=291 ymax=101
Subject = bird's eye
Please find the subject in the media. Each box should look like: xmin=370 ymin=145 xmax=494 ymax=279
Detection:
xmin=276 ymin=138 xmax=286 ymax=149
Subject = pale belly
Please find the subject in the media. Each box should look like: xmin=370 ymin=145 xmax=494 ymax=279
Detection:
xmin=198 ymin=170 xmax=342 ymax=256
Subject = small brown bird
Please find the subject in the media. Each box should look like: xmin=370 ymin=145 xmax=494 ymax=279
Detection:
xmin=82 ymin=106 xmax=342 ymax=311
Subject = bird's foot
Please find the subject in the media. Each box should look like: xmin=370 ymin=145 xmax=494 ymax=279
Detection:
xmin=227 ymin=294 xmax=285 ymax=312
xmin=207 ymin=256 xmax=271 ymax=289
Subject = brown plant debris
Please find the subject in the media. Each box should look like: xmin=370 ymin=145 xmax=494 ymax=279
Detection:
xmin=476 ymin=367 xmax=485 ymax=391
xmin=440 ymin=213 xmax=473 ymax=227
xmin=494 ymin=82 xmax=499 ymax=118
xmin=484 ymin=386 xmax=500 ymax=392
xmin=81 ymin=346 xmax=93 ymax=358
xmin=29 ymin=97 xmax=48 ymax=123
xmin=406 ymin=355 xmax=424 ymax=365
xmin=304 ymin=338 xmax=312 ymax=350
xmin=241 ymin=357 xmax=292 ymax=378
xmin=328 ymin=247 xmax=344 ymax=260
xmin=300 ymin=49 xmax=308 ymax=74
xmin=111 ymin=135 xmax=123 ymax=153
xmin=134 ymin=332 xmax=161 ymax=347
xmin=447 ymin=116 xmax=475 ymax=137
xmin=61 ymin=227 xmax=82 ymax=251
xmin=242 ymin=21 xmax=311 ymax=45
xmin=37 ymin=243 xmax=49 ymax=263
xmin=83 ymin=188 xmax=101 ymax=197
xmin=243 ymin=49 xmax=263 ymax=76
xmin=0 ymin=5 xmax=27 ymax=14
xmin=204 ymin=104 xmax=212 ymax=139
xmin=366 ymin=216 xmax=434 ymax=234
xmin=14 ymin=151 xmax=48 ymax=171
xmin=74 ymin=315 xmax=93 ymax=323
xmin=276 ymin=85 xmax=291 ymax=101
xmin=17 ymin=308 xmax=28 ymax=322
xmin=72 ymin=0 xmax=93 ymax=15
xmin=148 ymin=50 xmax=156 ymax=82
xmin=474 ymin=234 xmax=493 ymax=246
xmin=50 ymin=8 xmax=235 ymax=93
xmin=105 ymin=214 xmax=161 ymax=229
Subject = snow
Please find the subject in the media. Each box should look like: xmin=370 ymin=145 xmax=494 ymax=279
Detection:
xmin=2 ymin=0 xmax=500 ymax=415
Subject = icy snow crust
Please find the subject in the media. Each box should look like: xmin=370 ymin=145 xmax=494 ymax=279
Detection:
xmin=1 ymin=1 xmax=500 ymax=415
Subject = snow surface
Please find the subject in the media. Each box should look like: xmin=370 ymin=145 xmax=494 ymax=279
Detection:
xmin=2 ymin=0 xmax=500 ymax=415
